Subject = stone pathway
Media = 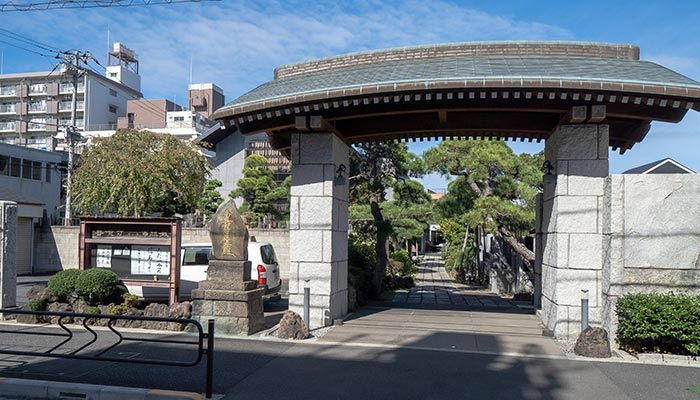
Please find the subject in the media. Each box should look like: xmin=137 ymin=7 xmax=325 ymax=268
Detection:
xmin=389 ymin=253 xmax=523 ymax=311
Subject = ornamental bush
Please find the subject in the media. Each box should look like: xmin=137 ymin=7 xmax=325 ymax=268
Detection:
xmin=389 ymin=249 xmax=416 ymax=277
xmin=47 ymin=269 xmax=83 ymax=300
xmin=75 ymin=268 xmax=119 ymax=304
xmin=616 ymin=293 xmax=700 ymax=356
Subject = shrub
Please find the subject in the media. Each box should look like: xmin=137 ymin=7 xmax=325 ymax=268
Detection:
xmin=27 ymin=298 xmax=46 ymax=311
xmin=107 ymin=293 xmax=140 ymax=315
xmin=47 ymin=269 xmax=83 ymax=300
xmin=75 ymin=268 xmax=119 ymax=303
xmin=616 ymin=293 xmax=700 ymax=356
xmin=349 ymin=236 xmax=376 ymax=273
xmin=88 ymin=306 xmax=101 ymax=315
xmin=389 ymin=250 xmax=416 ymax=277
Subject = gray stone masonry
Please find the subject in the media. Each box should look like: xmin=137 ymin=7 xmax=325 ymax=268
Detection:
xmin=540 ymin=124 xmax=608 ymax=340
xmin=0 ymin=201 xmax=17 ymax=309
xmin=288 ymin=131 xmax=349 ymax=329
xmin=191 ymin=259 xmax=264 ymax=336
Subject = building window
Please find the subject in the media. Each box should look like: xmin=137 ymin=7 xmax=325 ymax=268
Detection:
xmin=46 ymin=162 xmax=52 ymax=182
xmin=0 ymin=155 xmax=8 ymax=176
xmin=109 ymin=104 xmax=118 ymax=113
xmin=109 ymin=89 xmax=117 ymax=97
xmin=22 ymin=159 xmax=33 ymax=179
xmin=10 ymin=157 xmax=20 ymax=177
xmin=32 ymin=161 xmax=42 ymax=180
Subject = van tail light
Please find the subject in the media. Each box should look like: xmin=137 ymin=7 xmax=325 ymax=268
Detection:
xmin=257 ymin=265 xmax=267 ymax=285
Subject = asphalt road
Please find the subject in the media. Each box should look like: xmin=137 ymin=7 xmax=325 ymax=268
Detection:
xmin=1 ymin=322 xmax=700 ymax=400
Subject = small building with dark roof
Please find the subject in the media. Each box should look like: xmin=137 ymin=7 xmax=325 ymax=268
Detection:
xmin=623 ymin=158 xmax=695 ymax=174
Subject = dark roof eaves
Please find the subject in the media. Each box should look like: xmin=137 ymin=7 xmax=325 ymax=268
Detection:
xmin=214 ymin=77 xmax=700 ymax=120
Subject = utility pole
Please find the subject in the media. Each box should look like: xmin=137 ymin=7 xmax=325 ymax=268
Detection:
xmin=62 ymin=51 xmax=89 ymax=226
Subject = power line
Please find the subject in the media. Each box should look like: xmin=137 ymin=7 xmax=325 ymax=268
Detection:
xmin=0 ymin=38 xmax=56 ymax=58
xmin=0 ymin=28 xmax=63 ymax=53
xmin=1 ymin=0 xmax=220 ymax=12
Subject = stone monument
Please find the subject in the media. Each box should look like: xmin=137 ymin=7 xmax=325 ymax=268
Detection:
xmin=191 ymin=199 xmax=264 ymax=335
xmin=0 ymin=201 xmax=17 ymax=312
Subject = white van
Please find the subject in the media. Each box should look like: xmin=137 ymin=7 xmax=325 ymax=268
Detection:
xmin=128 ymin=241 xmax=282 ymax=302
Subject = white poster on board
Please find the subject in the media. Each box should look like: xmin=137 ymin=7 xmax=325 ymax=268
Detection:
xmin=96 ymin=245 xmax=112 ymax=269
xmin=130 ymin=245 xmax=170 ymax=276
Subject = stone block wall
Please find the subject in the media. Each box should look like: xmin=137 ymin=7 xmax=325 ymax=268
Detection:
xmin=34 ymin=225 xmax=79 ymax=272
xmin=602 ymin=173 xmax=700 ymax=339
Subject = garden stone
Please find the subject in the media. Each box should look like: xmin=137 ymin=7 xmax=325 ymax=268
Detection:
xmin=277 ymin=310 xmax=309 ymax=340
xmin=143 ymin=303 xmax=170 ymax=330
xmin=16 ymin=304 xmax=42 ymax=324
xmin=26 ymin=285 xmax=50 ymax=302
xmin=46 ymin=302 xmax=73 ymax=324
xmin=168 ymin=302 xmax=192 ymax=331
xmin=574 ymin=326 xmax=611 ymax=358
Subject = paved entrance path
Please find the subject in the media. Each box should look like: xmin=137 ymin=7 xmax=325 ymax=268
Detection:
xmin=318 ymin=254 xmax=563 ymax=357
xmin=390 ymin=253 xmax=522 ymax=309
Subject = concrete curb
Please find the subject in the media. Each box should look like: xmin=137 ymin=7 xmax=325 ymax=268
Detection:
xmin=0 ymin=377 xmax=207 ymax=400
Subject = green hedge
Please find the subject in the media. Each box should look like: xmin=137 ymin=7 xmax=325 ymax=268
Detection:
xmin=47 ymin=269 xmax=83 ymax=300
xmin=616 ymin=293 xmax=700 ymax=356
xmin=75 ymin=268 xmax=120 ymax=303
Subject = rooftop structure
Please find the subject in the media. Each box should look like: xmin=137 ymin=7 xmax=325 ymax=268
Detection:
xmin=623 ymin=158 xmax=695 ymax=174
xmin=206 ymin=41 xmax=700 ymax=155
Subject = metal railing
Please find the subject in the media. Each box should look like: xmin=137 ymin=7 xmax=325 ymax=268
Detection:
xmin=0 ymin=309 xmax=215 ymax=398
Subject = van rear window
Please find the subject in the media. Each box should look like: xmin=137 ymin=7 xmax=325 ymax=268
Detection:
xmin=183 ymin=247 xmax=210 ymax=265
xmin=260 ymin=245 xmax=277 ymax=264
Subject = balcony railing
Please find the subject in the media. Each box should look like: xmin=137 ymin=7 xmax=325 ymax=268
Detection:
xmin=29 ymin=84 xmax=47 ymax=95
xmin=59 ymin=83 xmax=85 ymax=93
xmin=0 ymin=105 xmax=15 ymax=113
xmin=0 ymin=121 xmax=15 ymax=131
xmin=0 ymin=87 xmax=16 ymax=96
xmin=29 ymin=119 xmax=46 ymax=130
xmin=58 ymin=101 xmax=85 ymax=111
xmin=29 ymin=103 xmax=47 ymax=112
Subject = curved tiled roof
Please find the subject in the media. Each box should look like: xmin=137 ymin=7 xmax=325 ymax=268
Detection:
xmin=214 ymin=42 xmax=700 ymax=118
xmin=207 ymin=41 xmax=700 ymax=154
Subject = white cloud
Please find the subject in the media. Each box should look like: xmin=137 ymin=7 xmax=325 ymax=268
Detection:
xmin=1 ymin=0 xmax=572 ymax=101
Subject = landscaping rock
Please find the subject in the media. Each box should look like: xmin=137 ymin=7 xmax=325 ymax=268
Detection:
xmin=143 ymin=303 xmax=170 ymax=330
xmin=46 ymin=302 xmax=73 ymax=324
xmin=277 ymin=310 xmax=309 ymax=340
xmin=16 ymin=305 xmax=42 ymax=324
xmin=574 ymin=327 xmax=611 ymax=358
xmin=168 ymin=302 xmax=192 ymax=331
xmin=26 ymin=285 xmax=50 ymax=302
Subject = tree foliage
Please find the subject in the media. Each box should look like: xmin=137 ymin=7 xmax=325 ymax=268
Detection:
xmin=198 ymin=179 xmax=224 ymax=223
xmin=349 ymin=142 xmax=422 ymax=297
xmin=73 ymin=129 xmax=209 ymax=217
xmin=230 ymin=154 xmax=290 ymax=223
xmin=424 ymin=138 xmax=543 ymax=234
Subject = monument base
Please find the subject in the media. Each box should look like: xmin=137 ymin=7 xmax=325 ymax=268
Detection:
xmin=191 ymin=260 xmax=265 ymax=336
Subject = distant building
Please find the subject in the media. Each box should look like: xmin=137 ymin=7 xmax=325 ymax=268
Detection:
xmin=195 ymin=127 xmax=289 ymax=202
xmin=427 ymin=189 xmax=446 ymax=201
xmin=0 ymin=69 xmax=141 ymax=151
xmin=188 ymin=83 xmax=224 ymax=119
xmin=623 ymin=158 xmax=695 ymax=174
xmin=0 ymin=142 xmax=63 ymax=274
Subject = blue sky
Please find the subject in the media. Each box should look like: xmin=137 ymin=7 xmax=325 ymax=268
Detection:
xmin=2 ymin=0 xmax=700 ymax=190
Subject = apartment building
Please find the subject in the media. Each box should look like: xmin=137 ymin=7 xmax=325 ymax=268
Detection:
xmin=0 ymin=67 xmax=142 ymax=151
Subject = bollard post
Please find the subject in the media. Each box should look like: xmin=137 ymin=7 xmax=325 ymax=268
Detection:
xmin=206 ymin=319 xmax=214 ymax=399
xmin=581 ymin=289 xmax=589 ymax=332
xmin=304 ymin=287 xmax=310 ymax=327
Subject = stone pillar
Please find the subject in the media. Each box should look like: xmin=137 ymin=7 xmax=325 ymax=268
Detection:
xmin=0 ymin=201 xmax=17 ymax=309
xmin=540 ymin=124 xmax=608 ymax=339
xmin=289 ymin=132 xmax=349 ymax=329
